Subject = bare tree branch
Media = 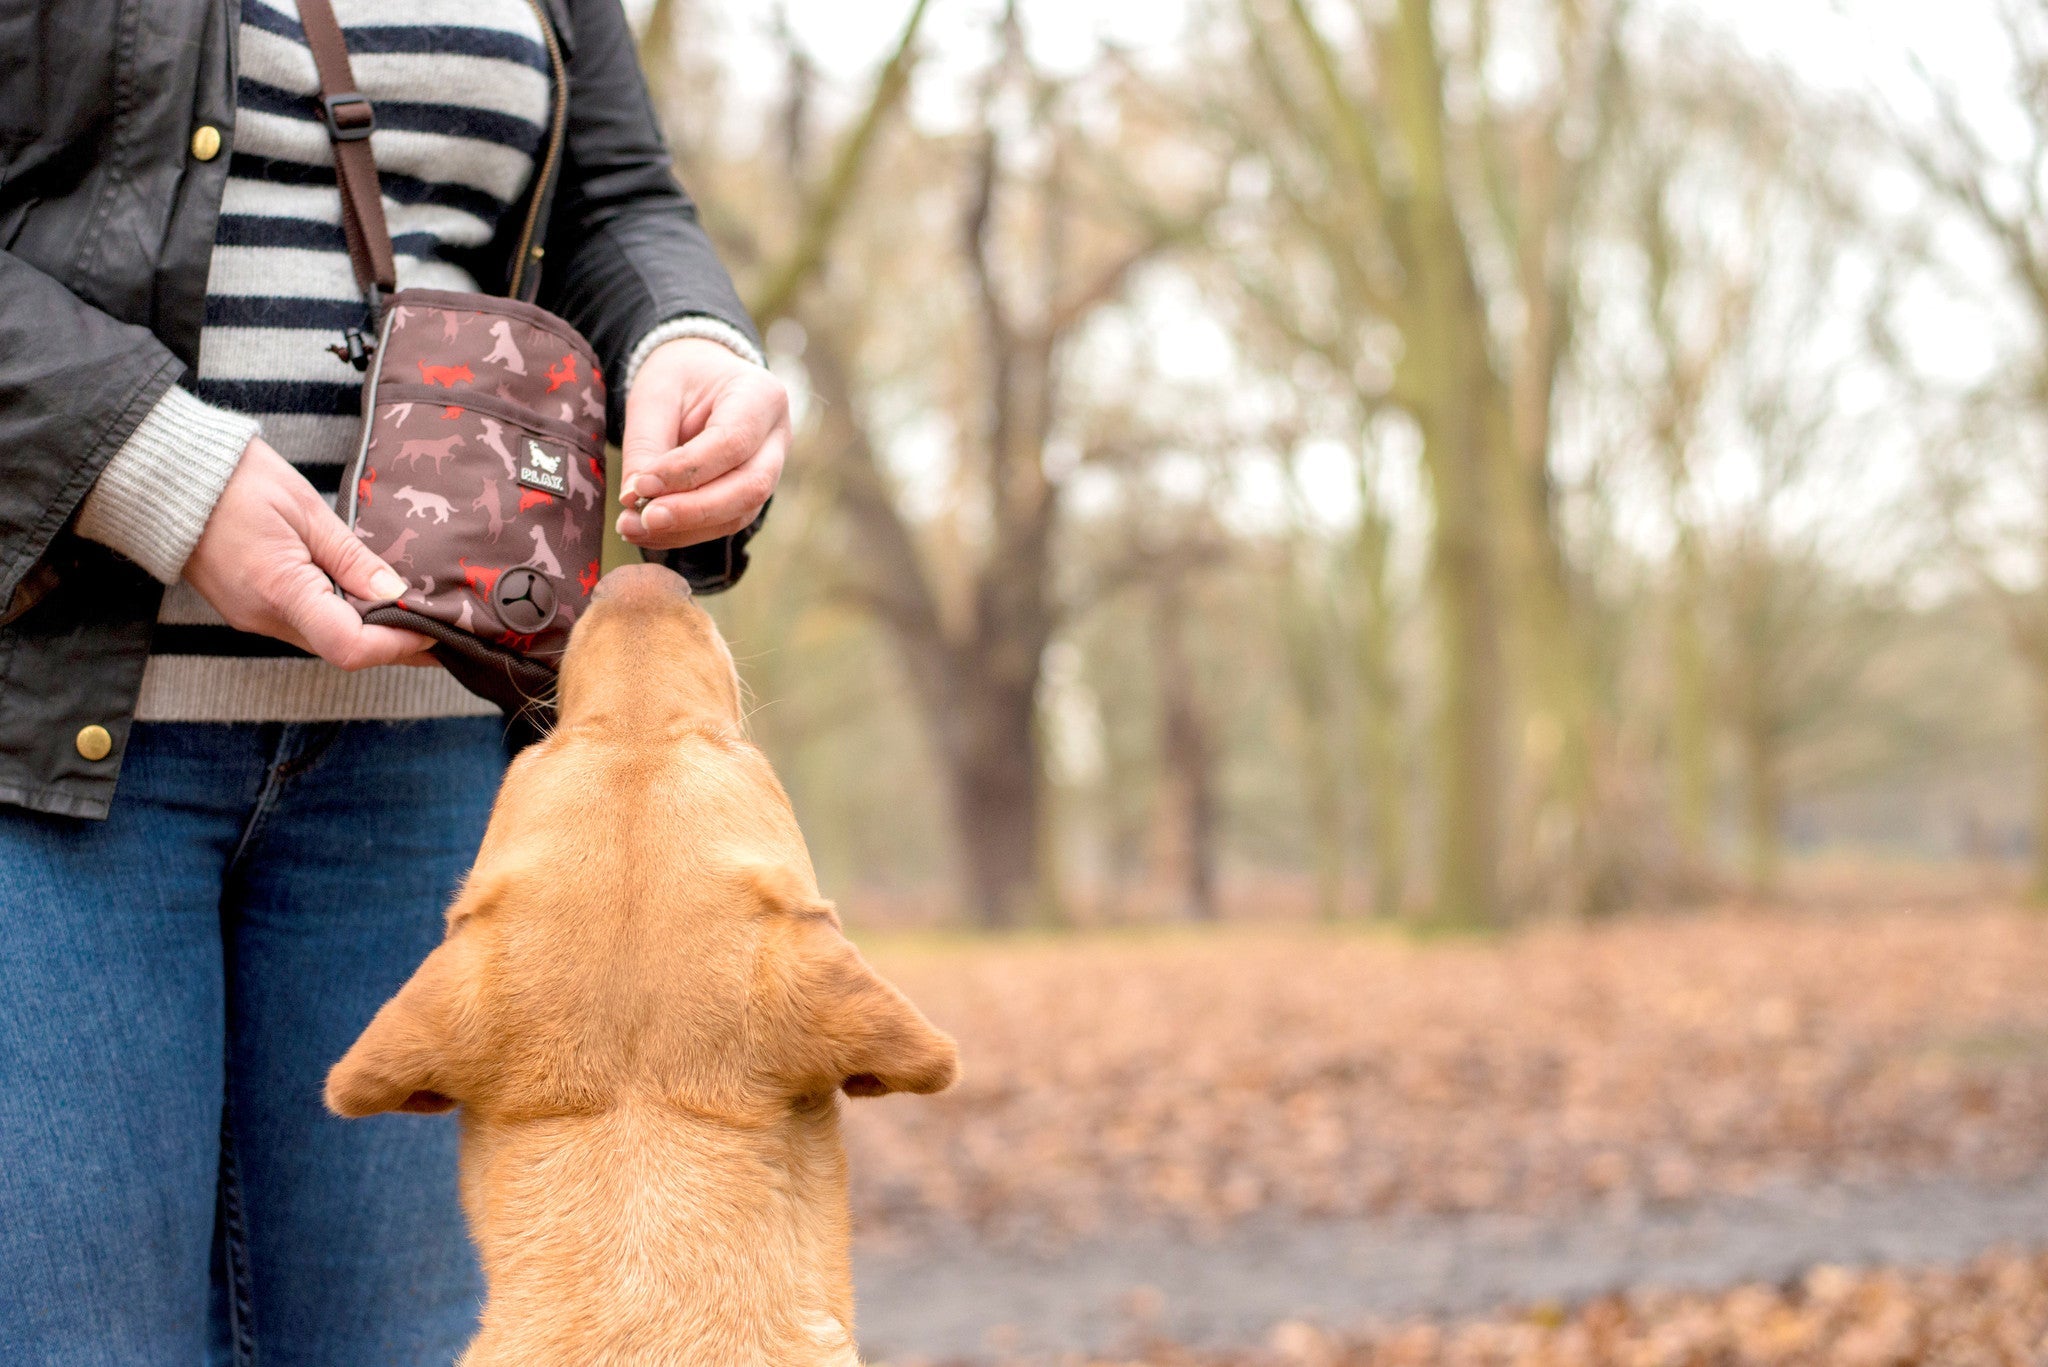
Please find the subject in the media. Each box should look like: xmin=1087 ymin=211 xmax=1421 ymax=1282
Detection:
xmin=746 ymin=0 xmax=934 ymax=324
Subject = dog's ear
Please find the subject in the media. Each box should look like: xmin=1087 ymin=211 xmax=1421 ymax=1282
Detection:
xmin=325 ymin=940 xmax=469 ymax=1118
xmin=800 ymin=927 xmax=960 ymax=1098
xmin=754 ymin=867 xmax=959 ymax=1099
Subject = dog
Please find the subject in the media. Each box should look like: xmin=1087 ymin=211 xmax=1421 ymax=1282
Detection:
xmin=325 ymin=563 xmax=959 ymax=1366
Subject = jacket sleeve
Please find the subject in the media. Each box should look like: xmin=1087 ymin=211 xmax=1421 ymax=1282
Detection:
xmin=0 ymin=249 xmax=186 ymax=617
xmin=537 ymin=0 xmax=766 ymax=593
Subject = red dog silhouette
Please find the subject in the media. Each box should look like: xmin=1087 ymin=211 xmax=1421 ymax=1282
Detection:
xmin=356 ymin=465 xmax=377 ymax=507
xmin=517 ymin=487 xmax=554 ymax=515
xmin=578 ymin=561 xmax=601 ymax=596
xmin=418 ymin=360 xmax=474 ymax=388
xmin=459 ymin=557 xmax=503 ymax=598
xmin=544 ymin=354 xmax=577 ymax=393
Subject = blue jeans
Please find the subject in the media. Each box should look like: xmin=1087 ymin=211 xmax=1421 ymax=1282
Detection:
xmin=0 ymin=718 xmax=507 ymax=1366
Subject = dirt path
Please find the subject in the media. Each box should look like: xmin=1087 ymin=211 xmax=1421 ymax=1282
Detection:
xmin=854 ymin=1170 xmax=2048 ymax=1363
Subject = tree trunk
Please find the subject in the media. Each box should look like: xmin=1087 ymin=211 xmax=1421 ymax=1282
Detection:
xmin=1281 ymin=556 xmax=1348 ymax=922
xmin=1668 ymin=530 xmax=1714 ymax=867
xmin=1408 ymin=300 xmax=1505 ymax=929
xmin=1739 ymin=710 xmax=1781 ymax=894
xmin=1387 ymin=0 xmax=1506 ymax=929
xmin=2032 ymin=673 xmax=2048 ymax=903
xmin=1503 ymin=254 xmax=1606 ymax=917
xmin=1151 ymin=587 xmax=1219 ymax=921
xmin=945 ymin=677 xmax=1045 ymax=930
xmin=1427 ymin=411 xmax=1505 ymax=929
xmin=1350 ymin=503 xmax=1406 ymax=919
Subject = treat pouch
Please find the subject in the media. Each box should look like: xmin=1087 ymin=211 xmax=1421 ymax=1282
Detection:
xmin=341 ymin=290 xmax=608 ymax=711
xmin=295 ymin=0 xmax=610 ymax=719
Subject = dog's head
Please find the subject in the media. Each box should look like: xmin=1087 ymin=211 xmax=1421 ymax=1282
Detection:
xmin=325 ymin=563 xmax=958 ymax=1128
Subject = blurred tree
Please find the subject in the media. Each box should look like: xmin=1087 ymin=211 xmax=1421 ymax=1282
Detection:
xmin=639 ymin=0 xmax=932 ymax=328
xmin=786 ymin=16 xmax=1212 ymax=928
xmin=1716 ymin=165 xmax=1880 ymax=892
xmin=617 ymin=0 xmax=2021 ymax=923
xmin=1636 ymin=182 xmax=1748 ymax=872
xmin=1606 ymin=45 xmax=1773 ymax=876
xmin=1347 ymin=437 xmax=1410 ymax=918
xmin=1147 ymin=577 xmax=1221 ymax=921
xmin=1891 ymin=2 xmax=2048 ymax=898
xmin=1277 ymin=527 xmax=1347 ymax=922
xmin=1215 ymin=0 xmax=1629 ymax=925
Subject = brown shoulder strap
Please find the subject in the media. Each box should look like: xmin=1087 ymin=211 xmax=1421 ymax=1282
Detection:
xmin=297 ymin=0 xmax=397 ymax=308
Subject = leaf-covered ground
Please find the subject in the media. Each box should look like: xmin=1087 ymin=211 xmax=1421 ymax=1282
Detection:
xmin=848 ymin=907 xmax=2048 ymax=1248
xmin=969 ymin=1250 xmax=2048 ymax=1366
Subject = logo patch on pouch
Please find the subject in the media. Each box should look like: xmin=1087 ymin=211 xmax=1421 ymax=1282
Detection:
xmin=517 ymin=438 xmax=568 ymax=497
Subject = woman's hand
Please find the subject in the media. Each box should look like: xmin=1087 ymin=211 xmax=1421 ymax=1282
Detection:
xmin=616 ymin=337 xmax=789 ymax=551
xmin=183 ymin=436 xmax=435 ymax=670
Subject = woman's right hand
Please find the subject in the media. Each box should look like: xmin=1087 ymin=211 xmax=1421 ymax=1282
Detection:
xmin=183 ymin=437 xmax=435 ymax=670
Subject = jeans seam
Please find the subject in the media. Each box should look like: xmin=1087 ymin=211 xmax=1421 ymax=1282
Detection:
xmin=217 ymin=1099 xmax=257 ymax=1366
xmin=272 ymin=721 xmax=341 ymax=781
xmin=224 ymin=723 xmax=338 ymax=877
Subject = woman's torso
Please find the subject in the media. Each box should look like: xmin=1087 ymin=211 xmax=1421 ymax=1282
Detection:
xmin=143 ymin=0 xmax=553 ymax=722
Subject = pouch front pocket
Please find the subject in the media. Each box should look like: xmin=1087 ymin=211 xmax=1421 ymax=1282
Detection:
xmin=345 ymin=388 xmax=605 ymax=663
xmin=378 ymin=289 xmax=606 ymax=421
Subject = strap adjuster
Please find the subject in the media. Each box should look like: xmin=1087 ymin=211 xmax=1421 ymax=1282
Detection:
xmin=321 ymin=92 xmax=376 ymax=141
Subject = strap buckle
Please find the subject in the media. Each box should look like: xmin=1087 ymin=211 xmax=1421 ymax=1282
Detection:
xmin=321 ymin=92 xmax=376 ymax=141
xmin=328 ymin=326 xmax=374 ymax=371
xmin=327 ymin=288 xmax=383 ymax=372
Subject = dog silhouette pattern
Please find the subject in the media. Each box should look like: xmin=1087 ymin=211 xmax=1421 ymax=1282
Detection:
xmin=417 ymin=360 xmax=475 ymax=388
xmin=472 ymin=481 xmax=508 ymax=542
xmin=393 ymin=435 xmax=465 ymax=474
xmin=347 ymin=293 xmax=610 ymax=673
xmin=394 ymin=486 xmax=453 ymax=523
xmin=527 ymin=525 xmax=562 ymax=577
xmin=484 ymin=320 xmax=527 ymax=374
xmin=384 ymin=526 xmax=419 ymax=568
xmin=479 ymin=419 xmax=517 ymax=479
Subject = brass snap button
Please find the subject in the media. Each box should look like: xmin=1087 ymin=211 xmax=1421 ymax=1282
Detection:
xmin=191 ymin=125 xmax=223 ymax=162
xmin=75 ymin=724 xmax=112 ymax=762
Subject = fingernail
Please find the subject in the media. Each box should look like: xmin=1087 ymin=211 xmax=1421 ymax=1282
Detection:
xmin=643 ymin=505 xmax=673 ymax=532
xmin=371 ymin=569 xmax=406 ymax=600
xmin=616 ymin=512 xmax=637 ymax=540
xmin=630 ymin=476 xmax=659 ymax=504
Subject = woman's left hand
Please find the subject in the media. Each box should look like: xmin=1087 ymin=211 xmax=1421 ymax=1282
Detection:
xmin=616 ymin=337 xmax=789 ymax=551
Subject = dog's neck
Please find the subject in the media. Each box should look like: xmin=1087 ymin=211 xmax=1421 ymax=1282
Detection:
xmin=457 ymin=1101 xmax=860 ymax=1367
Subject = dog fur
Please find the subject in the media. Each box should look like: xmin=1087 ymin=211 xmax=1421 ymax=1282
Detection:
xmin=325 ymin=563 xmax=959 ymax=1366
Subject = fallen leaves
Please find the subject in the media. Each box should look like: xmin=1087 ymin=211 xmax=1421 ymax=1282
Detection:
xmin=847 ymin=907 xmax=2048 ymax=1247
xmin=930 ymin=1248 xmax=2048 ymax=1366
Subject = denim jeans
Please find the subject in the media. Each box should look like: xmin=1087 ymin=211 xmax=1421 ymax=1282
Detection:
xmin=0 ymin=718 xmax=507 ymax=1366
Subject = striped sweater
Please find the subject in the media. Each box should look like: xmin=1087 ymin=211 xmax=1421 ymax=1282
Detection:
xmin=73 ymin=0 xmax=757 ymax=723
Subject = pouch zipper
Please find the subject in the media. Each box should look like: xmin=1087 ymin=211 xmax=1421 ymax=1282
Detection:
xmin=369 ymin=381 xmax=604 ymax=456
xmin=507 ymin=0 xmax=570 ymax=301
xmin=340 ymin=305 xmax=403 ymax=531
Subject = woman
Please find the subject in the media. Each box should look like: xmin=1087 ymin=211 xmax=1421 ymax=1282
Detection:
xmin=0 ymin=0 xmax=789 ymax=1361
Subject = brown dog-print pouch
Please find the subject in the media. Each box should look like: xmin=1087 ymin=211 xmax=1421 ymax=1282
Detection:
xmin=341 ymin=289 xmax=607 ymax=717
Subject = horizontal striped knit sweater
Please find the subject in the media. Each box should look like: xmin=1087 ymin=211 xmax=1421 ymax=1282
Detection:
xmin=73 ymin=0 xmax=758 ymax=723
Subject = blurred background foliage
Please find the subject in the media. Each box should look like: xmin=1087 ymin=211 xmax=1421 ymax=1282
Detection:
xmin=626 ymin=0 xmax=2041 ymax=932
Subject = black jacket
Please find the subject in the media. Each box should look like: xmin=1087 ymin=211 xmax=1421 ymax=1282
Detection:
xmin=0 ymin=0 xmax=761 ymax=819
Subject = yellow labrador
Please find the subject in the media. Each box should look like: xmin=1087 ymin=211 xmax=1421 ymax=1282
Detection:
xmin=326 ymin=563 xmax=958 ymax=1366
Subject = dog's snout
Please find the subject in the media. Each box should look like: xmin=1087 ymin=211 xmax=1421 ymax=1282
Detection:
xmin=591 ymin=562 xmax=693 ymax=604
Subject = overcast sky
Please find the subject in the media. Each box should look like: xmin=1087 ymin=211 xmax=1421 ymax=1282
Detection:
xmin=668 ymin=0 xmax=2004 ymax=125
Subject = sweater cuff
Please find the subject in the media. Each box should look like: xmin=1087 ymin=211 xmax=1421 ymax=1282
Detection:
xmin=622 ymin=314 xmax=766 ymax=394
xmin=74 ymin=385 xmax=258 ymax=584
